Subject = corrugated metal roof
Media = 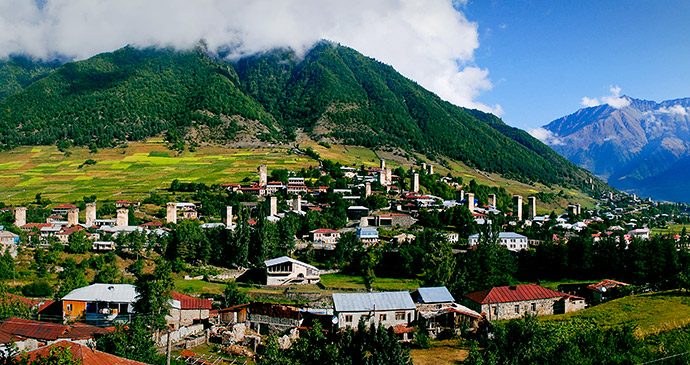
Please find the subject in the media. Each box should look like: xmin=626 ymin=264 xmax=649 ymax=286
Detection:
xmin=416 ymin=287 xmax=455 ymax=304
xmin=465 ymin=284 xmax=568 ymax=304
xmin=170 ymin=291 xmax=212 ymax=310
xmin=62 ymin=283 xmax=137 ymax=303
xmin=264 ymin=256 xmax=318 ymax=271
xmin=0 ymin=317 xmax=109 ymax=341
xmin=333 ymin=291 xmax=415 ymax=312
xmin=19 ymin=340 xmax=147 ymax=365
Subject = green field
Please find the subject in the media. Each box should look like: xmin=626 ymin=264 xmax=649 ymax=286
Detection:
xmin=0 ymin=140 xmax=597 ymax=214
xmin=652 ymin=224 xmax=690 ymax=237
xmin=543 ymin=290 xmax=690 ymax=336
xmin=320 ymin=273 xmax=421 ymax=291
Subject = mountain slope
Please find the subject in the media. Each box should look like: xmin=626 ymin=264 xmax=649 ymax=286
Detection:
xmin=542 ymin=97 xmax=690 ymax=201
xmin=0 ymin=43 xmax=603 ymax=190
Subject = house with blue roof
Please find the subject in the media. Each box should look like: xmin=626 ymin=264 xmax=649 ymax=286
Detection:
xmin=332 ymin=291 xmax=416 ymax=337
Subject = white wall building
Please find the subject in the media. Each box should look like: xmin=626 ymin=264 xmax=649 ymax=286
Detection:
xmin=468 ymin=232 xmax=528 ymax=251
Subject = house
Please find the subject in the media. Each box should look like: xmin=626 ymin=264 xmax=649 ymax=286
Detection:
xmin=464 ymin=284 xmax=585 ymax=321
xmin=167 ymin=291 xmax=213 ymax=329
xmin=218 ymin=303 xmax=250 ymax=325
xmin=628 ymin=228 xmax=651 ymax=240
xmin=246 ymin=302 xmax=304 ymax=334
xmin=346 ymin=206 xmax=369 ymax=220
xmin=468 ymin=232 xmax=528 ymax=251
xmin=264 ymin=256 xmax=320 ymax=286
xmin=92 ymin=241 xmax=116 ymax=251
xmin=332 ymin=292 xmax=416 ymax=340
xmin=0 ymin=230 xmax=19 ymax=257
xmin=52 ymin=204 xmax=77 ymax=215
xmin=0 ymin=317 xmax=111 ymax=352
xmin=61 ymin=283 xmax=137 ymax=324
xmin=417 ymin=304 xmax=482 ymax=338
xmin=360 ymin=213 xmax=417 ymax=228
xmin=587 ymin=279 xmax=630 ymax=304
xmin=310 ymin=228 xmax=340 ymax=244
xmin=411 ymin=287 xmax=456 ymax=309
xmin=286 ymin=183 xmax=308 ymax=195
xmin=356 ymin=227 xmax=379 ymax=244
xmin=16 ymin=340 xmax=146 ymax=365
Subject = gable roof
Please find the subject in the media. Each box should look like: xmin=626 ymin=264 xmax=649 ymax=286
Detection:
xmin=264 ymin=256 xmax=318 ymax=271
xmin=465 ymin=284 xmax=569 ymax=305
xmin=587 ymin=279 xmax=629 ymax=292
xmin=414 ymin=287 xmax=455 ymax=304
xmin=333 ymin=291 xmax=415 ymax=312
xmin=18 ymin=340 xmax=146 ymax=365
xmin=170 ymin=291 xmax=212 ymax=310
xmin=62 ymin=283 xmax=137 ymax=303
xmin=0 ymin=317 xmax=110 ymax=341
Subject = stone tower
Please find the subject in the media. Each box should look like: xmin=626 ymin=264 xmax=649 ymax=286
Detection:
xmin=166 ymin=202 xmax=177 ymax=224
xmin=293 ymin=195 xmax=302 ymax=212
xmin=421 ymin=162 xmax=427 ymax=171
xmin=223 ymin=206 xmax=233 ymax=227
xmin=412 ymin=173 xmax=419 ymax=193
xmin=379 ymin=171 xmax=386 ymax=186
xmin=385 ymin=167 xmax=392 ymax=186
xmin=365 ymin=182 xmax=372 ymax=198
xmin=527 ymin=196 xmax=536 ymax=219
xmin=116 ymin=208 xmax=128 ymax=227
xmin=258 ymin=164 xmax=268 ymax=187
xmin=85 ymin=202 xmax=97 ymax=227
xmin=67 ymin=208 xmax=79 ymax=226
xmin=269 ymin=196 xmax=278 ymax=216
xmin=14 ymin=207 xmax=27 ymax=227
xmin=488 ymin=194 xmax=497 ymax=207
xmin=513 ymin=195 xmax=523 ymax=221
xmin=380 ymin=159 xmax=385 ymax=170
xmin=428 ymin=164 xmax=434 ymax=175
xmin=466 ymin=193 xmax=475 ymax=213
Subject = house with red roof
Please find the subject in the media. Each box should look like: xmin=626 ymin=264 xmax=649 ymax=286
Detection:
xmin=167 ymin=291 xmax=213 ymax=329
xmin=464 ymin=284 xmax=585 ymax=321
xmin=16 ymin=340 xmax=146 ymax=365
xmin=310 ymin=228 xmax=340 ymax=244
xmin=0 ymin=317 xmax=111 ymax=352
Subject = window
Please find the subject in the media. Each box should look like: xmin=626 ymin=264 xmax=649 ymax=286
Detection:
xmin=379 ymin=313 xmax=387 ymax=321
xmin=345 ymin=315 xmax=353 ymax=323
xmin=66 ymin=304 xmax=72 ymax=312
xmin=395 ymin=312 xmax=405 ymax=320
xmin=514 ymin=305 xmax=520 ymax=314
xmin=531 ymin=303 xmax=536 ymax=311
xmin=492 ymin=307 xmax=497 ymax=316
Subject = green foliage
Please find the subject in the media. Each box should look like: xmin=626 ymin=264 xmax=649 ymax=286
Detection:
xmin=13 ymin=344 xmax=82 ymax=365
xmin=21 ymin=281 xmax=53 ymax=298
xmin=66 ymin=230 xmax=90 ymax=254
xmin=222 ymin=281 xmax=247 ymax=308
xmin=95 ymin=319 xmax=159 ymax=364
xmin=56 ymin=258 xmax=89 ymax=299
xmin=133 ymin=258 xmax=174 ymax=331
xmin=0 ymin=284 xmax=33 ymax=321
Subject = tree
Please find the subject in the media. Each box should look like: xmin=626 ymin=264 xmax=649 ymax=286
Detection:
xmin=133 ymin=258 xmax=173 ymax=331
xmin=222 ymin=281 xmax=247 ymax=308
xmin=96 ymin=319 xmax=159 ymax=364
xmin=66 ymin=231 xmax=91 ymax=254
xmin=56 ymin=258 xmax=89 ymax=299
xmin=12 ymin=345 xmax=82 ymax=365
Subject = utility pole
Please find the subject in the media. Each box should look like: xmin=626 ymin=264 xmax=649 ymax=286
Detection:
xmin=166 ymin=326 xmax=172 ymax=365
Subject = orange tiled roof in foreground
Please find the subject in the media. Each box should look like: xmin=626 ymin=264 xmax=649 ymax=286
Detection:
xmin=17 ymin=340 xmax=147 ymax=365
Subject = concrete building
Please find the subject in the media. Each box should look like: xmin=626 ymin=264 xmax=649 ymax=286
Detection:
xmin=258 ymin=164 xmax=268 ymax=187
xmin=527 ymin=196 xmax=536 ymax=219
xmin=264 ymin=256 xmax=320 ymax=286
xmin=412 ymin=173 xmax=419 ymax=193
xmin=310 ymin=228 xmax=340 ymax=244
xmin=116 ymin=208 xmax=128 ymax=227
xmin=468 ymin=232 xmax=528 ymax=251
xmin=166 ymin=202 xmax=177 ymax=224
xmin=14 ymin=207 xmax=26 ymax=228
xmin=513 ymin=195 xmax=523 ymax=221
xmin=67 ymin=208 xmax=79 ymax=226
xmin=85 ymin=203 xmax=96 ymax=227
xmin=332 ymin=291 xmax=416 ymax=334
xmin=465 ymin=284 xmax=585 ymax=321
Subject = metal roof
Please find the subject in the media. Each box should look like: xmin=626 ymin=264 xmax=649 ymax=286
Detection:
xmin=264 ymin=256 xmax=318 ymax=271
xmin=469 ymin=232 xmax=526 ymax=239
xmin=333 ymin=291 xmax=415 ymax=312
xmin=415 ymin=287 xmax=455 ymax=304
xmin=465 ymin=284 xmax=568 ymax=304
xmin=62 ymin=283 xmax=137 ymax=303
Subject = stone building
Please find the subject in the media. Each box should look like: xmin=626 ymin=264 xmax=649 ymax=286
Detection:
xmin=464 ymin=284 xmax=585 ymax=321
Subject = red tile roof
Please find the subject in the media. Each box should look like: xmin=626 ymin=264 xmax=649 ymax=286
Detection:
xmin=4 ymin=293 xmax=54 ymax=312
xmin=21 ymin=223 xmax=53 ymax=229
xmin=18 ymin=340 xmax=147 ymax=365
xmin=53 ymin=204 xmax=78 ymax=209
xmin=311 ymin=228 xmax=339 ymax=234
xmin=465 ymin=284 xmax=570 ymax=305
xmin=170 ymin=291 xmax=212 ymax=310
xmin=0 ymin=317 xmax=110 ymax=341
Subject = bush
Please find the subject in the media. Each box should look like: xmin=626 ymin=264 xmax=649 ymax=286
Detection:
xmin=22 ymin=281 xmax=54 ymax=298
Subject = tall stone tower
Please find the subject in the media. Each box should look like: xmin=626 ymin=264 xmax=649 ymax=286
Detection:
xmin=385 ymin=167 xmax=392 ymax=186
xmin=412 ymin=173 xmax=419 ymax=193
xmin=488 ymin=194 xmax=497 ymax=207
xmin=14 ymin=207 xmax=27 ymax=227
xmin=466 ymin=193 xmax=475 ymax=213
xmin=85 ymin=202 xmax=97 ymax=227
xmin=421 ymin=162 xmax=427 ymax=171
xmin=258 ymin=164 xmax=268 ymax=187
xmin=380 ymin=159 xmax=385 ymax=170
xmin=365 ymin=182 xmax=372 ymax=198
xmin=293 ymin=195 xmax=302 ymax=212
xmin=166 ymin=202 xmax=177 ymax=224
xmin=527 ymin=196 xmax=536 ymax=219
xmin=67 ymin=208 xmax=79 ymax=226
xmin=428 ymin=164 xmax=434 ymax=175
xmin=513 ymin=195 xmax=523 ymax=221
xmin=269 ymin=196 xmax=278 ymax=216
xmin=116 ymin=208 xmax=128 ymax=227
xmin=223 ymin=206 xmax=233 ymax=227
xmin=567 ymin=204 xmax=578 ymax=216
xmin=379 ymin=171 xmax=386 ymax=186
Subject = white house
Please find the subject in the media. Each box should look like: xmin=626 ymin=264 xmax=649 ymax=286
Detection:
xmin=0 ymin=230 xmax=19 ymax=257
xmin=468 ymin=232 xmax=528 ymax=251
xmin=310 ymin=228 xmax=340 ymax=244
xmin=332 ymin=291 xmax=416 ymax=333
xmin=356 ymin=227 xmax=379 ymax=244
xmin=264 ymin=256 xmax=320 ymax=286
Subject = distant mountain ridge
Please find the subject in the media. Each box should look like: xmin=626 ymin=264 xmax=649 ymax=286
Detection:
xmin=0 ymin=42 xmax=603 ymax=190
xmin=542 ymin=96 xmax=690 ymax=202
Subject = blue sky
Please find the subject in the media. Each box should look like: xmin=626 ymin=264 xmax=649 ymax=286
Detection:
xmin=462 ymin=1 xmax=690 ymax=129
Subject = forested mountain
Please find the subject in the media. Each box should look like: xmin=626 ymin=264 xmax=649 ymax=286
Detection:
xmin=0 ymin=42 xmax=602 ymax=190
xmin=542 ymin=97 xmax=690 ymax=202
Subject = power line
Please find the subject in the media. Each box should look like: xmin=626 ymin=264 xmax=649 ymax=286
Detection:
xmin=638 ymin=350 xmax=690 ymax=364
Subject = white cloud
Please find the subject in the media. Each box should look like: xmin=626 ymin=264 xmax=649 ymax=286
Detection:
xmin=529 ymin=127 xmax=563 ymax=146
xmin=0 ymin=0 xmax=500 ymax=115
xmin=657 ymin=105 xmax=688 ymax=116
xmin=581 ymin=85 xmax=630 ymax=109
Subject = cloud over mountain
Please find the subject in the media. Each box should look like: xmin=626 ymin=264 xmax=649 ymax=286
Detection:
xmin=0 ymin=0 xmax=500 ymax=114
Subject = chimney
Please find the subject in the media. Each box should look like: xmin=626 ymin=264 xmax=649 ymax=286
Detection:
xmin=258 ymin=164 xmax=268 ymax=187
xmin=488 ymin=194 xmax=497 ymax=207
xmin=67 ymin=208 xmax=79 ymax=226
xmin=293 ymin=195 xmax=302 ymax=212
xmin=412 ymin=173 xmax=419 ymax=193
xmin=365 ymin=182 xmax=372 ymax=198
xmin=166 ymin=202 xmax=177 ymax=224
xmin=116 ymin=208 xmax=128 ymax=227
xmin=14 ymin=207 xmax=27 ymax=227
xmin=466 ymin=193 xmax=475 ymax=212
xmin=513 ymin=195 xmax=523 ymax=221
xmin=528 ymin=196 xmax=536 ymax=219
xmin=223 ymin=206 xmax=233 ymax=226
xmin=85 ymin=202 xmax=96 ymax=227
xmin=270 ymin=196 xmax=278 ymax=216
